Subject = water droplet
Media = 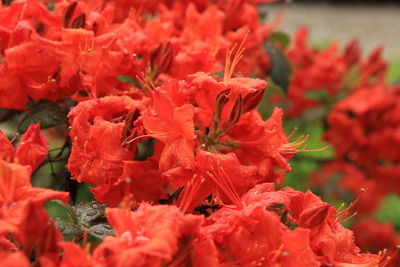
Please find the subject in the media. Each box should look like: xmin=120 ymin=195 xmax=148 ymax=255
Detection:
xmin=87 ymin=210 xmax=97 ymax=216
xmin=94 ymin=230 xmax=104 ymax=235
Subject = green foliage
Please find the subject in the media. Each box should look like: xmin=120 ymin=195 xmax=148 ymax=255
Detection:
xmin=18 ymin=100 xmax=67 ymax=133
xmin=264 ymin=41 xmax=292 ymax=91
xmin=72 ymin=201 xmax=107 ymax=227
xmin=118 ymin=75 xmax=140 ymax=87
xmin=388 ymin=60 xmax=400 ymax=84
xmin=283 ymin=120 xmax=332 ymax=192
xmin=45 ymin=200 xmax=114 ymax=244
xmin=376 ymin=194 xmax=400 ymax=231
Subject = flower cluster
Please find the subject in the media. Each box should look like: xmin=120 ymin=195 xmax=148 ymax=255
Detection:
xmin=285 ymin=27 xmax=400 ymax=266
xmin=0 ymin=0 xmax=397 ymax=266
xmin=0 ymin=125 xmax=69 ymax=265
xmin=284 ymin=27 xmax=387 ymax=117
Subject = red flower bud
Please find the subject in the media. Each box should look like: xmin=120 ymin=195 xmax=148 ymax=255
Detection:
xmin=242 ymin=88 xmax=266 ymax=113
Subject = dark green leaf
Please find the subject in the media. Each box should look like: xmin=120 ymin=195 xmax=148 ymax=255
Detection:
xmin=135 ymin=138 xmax=155 ymax=161
xmin=55 ymin=218 xmax=83 ymax=237
xmin=264 ymin=41 xmax=291 ymax=92
xmin=88 ymin=223 xmax=114 ymax=240
xmin=118 ymin=75 xmax=140 ymax=87
xmin=0 ymin=108 xmax=20 ymax=122
xmin=18 ymin=100 xmax=67 ymax=133
xmin=72 ymin=201 xmax=107 ymax=227
xmin=268 ymin=203 xmax=285 ymax=210
xmin=1 ymin=0 xmax=14 ymax=6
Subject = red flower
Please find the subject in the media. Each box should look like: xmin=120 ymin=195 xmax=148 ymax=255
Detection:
xmin=93 ymin=204 xmax=203 ymax=266
xmin=143 ymin=89 xmax=196 ymax=172
xmin=0 ymin=160 xmax=67 ymax=261
xmin=0 ymin=251 xmax=30 ymax=267
xmin=91 ymin=159 xmax=166 ymax=208
xmin=0 ymin=123 xmax=48 ymax=172
xmin=240 ymin=183 xmax=384 ymax=266
xmin=68 ymin=96 xmax=141 ymax=185
xmin=204 ymin=201 xmax=318 ymax=266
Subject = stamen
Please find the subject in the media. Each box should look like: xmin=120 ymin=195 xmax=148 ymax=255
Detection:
xmin=223 ymin=31 xmax=249 ymax=82
xmin=206 ymin=162 xmax=242 ymax=207
xmin=279 ymin=134 xmax=329 ymax=154
xmin=336 ymin=188 xmax=365 ymax=224
xmin=286 ymin=127 xmax=298 ymax=139
xmin=125 ymin=134 xmax=150 ymax=144
xmin=136 ymin=72 xmax=156 ymax=91
xmin=179 ymin=175 xmax=205 ymax=213
xmin=9 ymin=133 xmax=20 ymax=144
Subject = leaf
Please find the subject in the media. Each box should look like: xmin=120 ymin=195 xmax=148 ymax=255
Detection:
xmin=72 ymin=201 xmax=107 ymax=227
xmin=303 ymin=90 xmax=330 ymax=103
xmin=1 ymin=0 xmax=14 ymax=6
xmin=18 ymin=100 xmax=67 ymax=133
xmin=55 ymin=218 xmax=83 ymax=237
xmin=88 ymin=223 xmax=114 ymax=240
xmin=0 ymin=108 xmax=20 ymax=122
xmin=270 ymin=32 xmax=291 ymax=48
xmin=264 ymin=41 xmax=291 ymax=91
xmin=118 ymin=75 xmax=140 ymax=87
xmin=268 ymin=82 xmax=285 ymax=98
xmin=135 ymin=138 xmax=155 ymax=161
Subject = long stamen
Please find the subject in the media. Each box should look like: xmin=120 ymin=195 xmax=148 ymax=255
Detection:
xmin=124 ymin=134 xmax=164 ymax=144
xmin=223 ymin=31 xmax=249 ymax=82
xmin=279 ymin=134 xmax=329 ymax=154
xmin=336 ymin=188 xmax=365 ymax=223
xmin=179 ymin=175 xmax=205 ymax=213
xmin=206 ymin=163 xmax=241 ymax=207
xmin=216 ymin=165 xmax=241 ymax=205
xmin=286 ymin=127 xmax=298 ymax=139
xmin=9 ymin=133 xmax=20 ymax=144
xmin=136 ymin=72 xmax=156 ymax=91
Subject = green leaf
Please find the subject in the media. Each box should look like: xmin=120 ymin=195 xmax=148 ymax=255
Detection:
xmin=135 ymin=138 xmax=155 ymax=161
xmin=264 ymin=41 xmax=291 ymax=91
xmin=118 ymin=75 xmax=140 ymax=87
xmin=55 ymin=218 xmax=83 ymax=237
xmin=270 ymin=32 xmax=291 ymax=48
xmin=303 ymin=90 xmax=330 ymax=103
xmin=388 ymin=60 xmax=400 ymax=84
xmin=72 ymin=201 xmax=107 ymax=227
xmin=268 ymin=82 xmax=285 ymax=98
xmin=88 ymin=223 xmax=114 ymax=240
xmin=18 ymin=100 xmax=67 ymax=133
xmin=376 ymin=194 xmax=400 ymax=232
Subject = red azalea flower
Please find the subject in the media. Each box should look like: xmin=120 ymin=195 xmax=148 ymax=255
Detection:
xmin=0 ymin=123 xmax=48 ymax=172
xmin=93 ymin=204 xmax=203 ymax=266
xmin=143 ymin=89 xmax=196 ymax=172
xmin=0 ymin=159 xmax=67 ymax=260
xmin=91 ymin=159 xmax=166 ymax=208
xmin=68 ymin=95 xmax=142 ymax=185
xmin=204 ymin=204 xmax=319 ymax=266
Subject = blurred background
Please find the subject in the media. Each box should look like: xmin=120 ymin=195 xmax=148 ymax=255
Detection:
xmin=267 ymin=0 xmax=400 ymax=60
